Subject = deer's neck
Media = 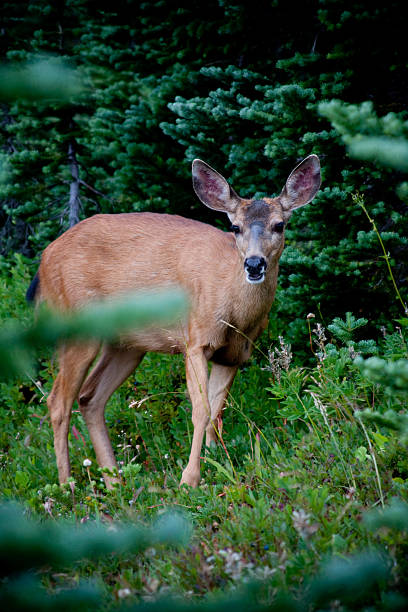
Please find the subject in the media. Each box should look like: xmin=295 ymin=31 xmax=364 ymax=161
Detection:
xmin=227 ymin=257 xmax=279 ymax=330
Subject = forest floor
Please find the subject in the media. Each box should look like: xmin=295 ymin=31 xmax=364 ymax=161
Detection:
xmin=1 ymin=256 xmax=407 ymax=610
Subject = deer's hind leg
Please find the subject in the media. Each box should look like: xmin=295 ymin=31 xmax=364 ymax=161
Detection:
xmin=48 ymin=342 xmax=100 ymax=484
xmin=78 ymin=344 xmax=145 ymax=487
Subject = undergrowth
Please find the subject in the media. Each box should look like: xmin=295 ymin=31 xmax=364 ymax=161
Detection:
xmin=1 ymin=254 xmax=408 ymax=609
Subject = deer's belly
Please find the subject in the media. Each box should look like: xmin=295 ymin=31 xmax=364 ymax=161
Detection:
xmin=119 ymin=325 xmax=185 ymax=354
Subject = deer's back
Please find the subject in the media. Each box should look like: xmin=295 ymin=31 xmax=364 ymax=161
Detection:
xmin=38 ymin=212 xmax=236 ymax=308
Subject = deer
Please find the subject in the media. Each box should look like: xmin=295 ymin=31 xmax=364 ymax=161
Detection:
xmin=27 ymin=154 xmax=321 ymax=488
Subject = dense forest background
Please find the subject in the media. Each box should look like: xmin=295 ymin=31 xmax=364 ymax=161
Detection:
xmin=1 ymin=0 xmax=407 ymax=351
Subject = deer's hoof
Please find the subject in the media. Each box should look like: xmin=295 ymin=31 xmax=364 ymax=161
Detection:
xmin=180 ymin=468 xmax=200 ymax=488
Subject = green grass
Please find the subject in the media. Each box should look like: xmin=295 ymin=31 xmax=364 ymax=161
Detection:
xmin=1 ymin=255 xmax=408 ymax=610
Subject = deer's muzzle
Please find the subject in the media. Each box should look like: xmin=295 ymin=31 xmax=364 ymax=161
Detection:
xmin=244 ymin=256 xmax=267 ymax=284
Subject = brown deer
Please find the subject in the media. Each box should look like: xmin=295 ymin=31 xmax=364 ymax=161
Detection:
xmin=28 ymin=155 xmax=320 ymax=488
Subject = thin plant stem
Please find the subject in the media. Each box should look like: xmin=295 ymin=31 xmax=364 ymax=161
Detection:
xmin=356 ymin=415 xmax=385 ymax=508
xmin=309 ymin=391 xmax=354 ymax=489
xmin=228 ymin=393 xmax=279 ymax=455
xmin=296 ymin=391 xmax=323 ymax=444
xmin=306 ymin=317 xmax=316 ymax=355
xmin=354 ymin=193 xmax=408 ymax=317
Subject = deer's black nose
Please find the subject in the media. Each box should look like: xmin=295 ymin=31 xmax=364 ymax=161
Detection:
xmin=244 ymin=256 xmax=266 ymax=275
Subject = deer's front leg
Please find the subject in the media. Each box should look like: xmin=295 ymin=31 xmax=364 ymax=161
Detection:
xmin=206 ymin=363 xmax=238 ymax=446
xmin=180 ymin=347 xmax=210 ymax=488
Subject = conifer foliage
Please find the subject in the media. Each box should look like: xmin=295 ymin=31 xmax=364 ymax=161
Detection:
xmin=1 ymin=0 xmax=407 ymax=345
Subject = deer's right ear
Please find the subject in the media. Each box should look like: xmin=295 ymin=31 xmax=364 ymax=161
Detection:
xmin=192 ymin=159 xmax=240 ymax=214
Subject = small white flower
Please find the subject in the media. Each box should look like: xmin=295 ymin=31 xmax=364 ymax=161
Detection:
xmin=128 ymin=499 xmax=134 ymax=505
xmin=83 ymin=458 xmax=92 ymax=467
xmin=117 ymin=588 xmax=131 ymax=598
xmin=164 ymin=453 xmax=169 ymax=459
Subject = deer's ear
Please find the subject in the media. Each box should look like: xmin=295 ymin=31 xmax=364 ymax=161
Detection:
xmin=192 ymin=159 xmax=241 ymax=214
xmin=279 ymin=155 xmax=321 ymax=213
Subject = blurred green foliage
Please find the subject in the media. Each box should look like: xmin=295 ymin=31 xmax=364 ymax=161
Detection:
xmin=0 ymin=502 xmax=191 ymax=575
xmin=0 ymin=288 xmax=186 ymax=379
xmin=0 ymin=503 xmax=191 ymax=610
xmin=0 ymin=57 xmax=83 ymax=102
xmin=355 ymin=356 xmax=408 ymax=393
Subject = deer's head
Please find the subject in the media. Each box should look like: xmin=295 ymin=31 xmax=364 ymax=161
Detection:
xmin=192 ymin=155 xmax=321 ymax=284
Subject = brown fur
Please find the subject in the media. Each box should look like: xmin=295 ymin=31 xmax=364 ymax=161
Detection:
xmin=36 ymin=156 xmax=320 ymax=488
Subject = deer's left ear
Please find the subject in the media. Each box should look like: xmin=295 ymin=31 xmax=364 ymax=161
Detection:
xmin=279 ymin=155 xmax=321 ymax=213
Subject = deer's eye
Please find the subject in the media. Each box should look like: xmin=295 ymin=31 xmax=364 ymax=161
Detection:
xmin=273 ymin=221 xmax=285 ymax=233
xmin=230 ymin=225 xmax=241 ymax=234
